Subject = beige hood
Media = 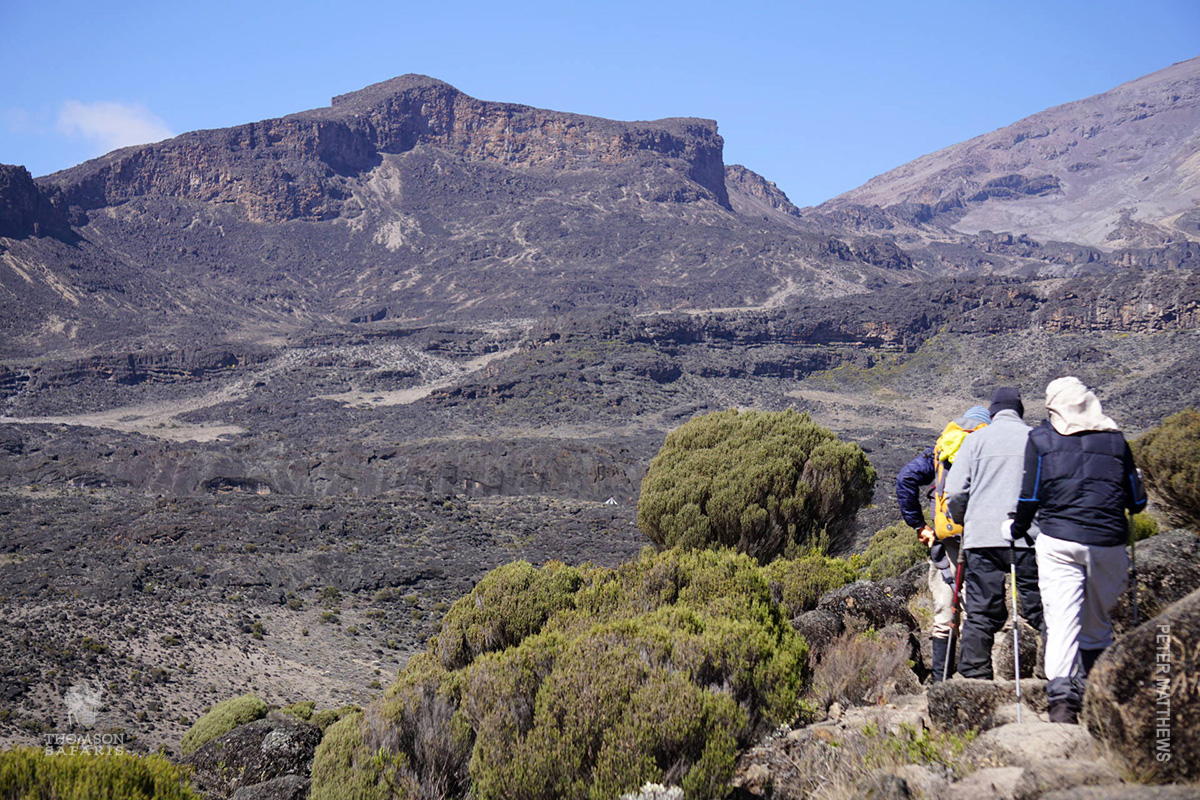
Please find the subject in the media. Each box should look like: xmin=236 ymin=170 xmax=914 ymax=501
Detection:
xmin=1045 ymin=376 xmax=1119 ymax=435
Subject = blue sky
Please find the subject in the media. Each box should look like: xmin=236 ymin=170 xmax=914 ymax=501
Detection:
xmin=2 ymin=0 xmax=1197 ymax=207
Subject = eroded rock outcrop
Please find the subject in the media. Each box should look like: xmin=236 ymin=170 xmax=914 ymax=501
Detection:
xmin=1084 ymin=587 xmax=1200 ymax=783
xmin=41 ymin=76 xmax=729 ymax=223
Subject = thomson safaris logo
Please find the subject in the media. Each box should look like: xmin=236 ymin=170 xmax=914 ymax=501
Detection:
xmin=64 ymin=680 xmax=103 ymax=728
xmin=42 ymin=680 xmax=127 ymax=755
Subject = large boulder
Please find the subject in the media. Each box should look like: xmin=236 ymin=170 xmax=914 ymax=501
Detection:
xmin=991 ymin=618 xmax=1042 ymax=680
xmin=231 ymin=775 xmax=311 ymax=800
xmin=1111 ymin=530 xmax=1200 ymax=635
xmin=928 ymin=679 xmax=1046 ymax=734
xmin=1010 ymin=758 xmax=1122 ymax=800
xmin=817 ymin=581 xmax=918 ymax=634
xmin=964 ymin=721 xmax=1096 ymax=768
xmin=1041 ymin=788 xmax=1200 ymax=800
xmin=183 ymin=715 xmax=322 ymax=797
xmin=946 ymin=767 xmax=1025 ymax=800
xmin=792 ymin=608 xmax=847 ymax=655
xmin=1084 ymin=586 xmax=1200 ymax=783
xmin=881 ymin=561 xmax=929 ymax=603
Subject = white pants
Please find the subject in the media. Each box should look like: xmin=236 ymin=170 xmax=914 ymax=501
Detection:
xmin=1035 ymin=533 xmax=1129 ymax=681
xmin=929 ymin=537 xmax=960 ymax=638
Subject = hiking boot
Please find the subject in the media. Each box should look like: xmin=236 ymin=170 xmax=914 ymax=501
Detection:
xmin=1048 ymin=700 xmax=1079 ymax=724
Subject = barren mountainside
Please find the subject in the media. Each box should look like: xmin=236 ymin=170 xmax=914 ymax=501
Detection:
xmin=0 ymin=76 xmax=924 ymax=357
xmin=825 ymin=57 xmax=1200 ymax=249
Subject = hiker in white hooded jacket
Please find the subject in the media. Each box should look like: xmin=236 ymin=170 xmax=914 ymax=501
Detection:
xmin=944 ymin=388 xmax=1045 ymax=680
xmin=1008 ymin=377 xmax=1146 ymax=724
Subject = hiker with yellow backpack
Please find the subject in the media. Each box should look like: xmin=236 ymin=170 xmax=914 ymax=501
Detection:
xmin=944 ymin=388 xmax=1045 ymax=680
xmin=896 ymin=405 xmax=991 ymax=682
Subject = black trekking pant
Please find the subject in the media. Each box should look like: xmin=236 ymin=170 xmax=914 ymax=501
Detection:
xmin=958 ymin=547 xmax=1044 ymax=680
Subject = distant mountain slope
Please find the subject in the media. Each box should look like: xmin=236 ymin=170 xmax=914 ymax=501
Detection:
xmin=825 ymin=57 xmax=1200 ymax=249
xmin=0 ymin=76 xmax=918 ymax=357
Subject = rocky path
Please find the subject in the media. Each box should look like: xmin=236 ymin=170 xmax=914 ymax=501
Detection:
xmin=727 ymin=531 xmax=1200 ymax=799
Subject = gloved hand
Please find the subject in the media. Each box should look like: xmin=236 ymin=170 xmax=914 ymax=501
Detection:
xmin=1001 ymin=517 xmax=1032 ymax=546
xmin=917 ymin=525 xmax=935 ymax=547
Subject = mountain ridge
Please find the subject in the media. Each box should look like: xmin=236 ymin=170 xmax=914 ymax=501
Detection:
xmin=38 ymin=73 xmax=731 ymax=223
xmin=824 ymin=56 xmax=1200 ymax=249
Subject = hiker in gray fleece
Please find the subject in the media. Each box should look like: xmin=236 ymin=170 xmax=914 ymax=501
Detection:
xmin=944 ymin=387 xmax=1045 ymax=679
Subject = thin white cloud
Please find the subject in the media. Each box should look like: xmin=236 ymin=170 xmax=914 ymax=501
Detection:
xmin=3 ymin=108 xmax=37 ymax=134
xmin=56 ymin=100 xmax=173 ymax=154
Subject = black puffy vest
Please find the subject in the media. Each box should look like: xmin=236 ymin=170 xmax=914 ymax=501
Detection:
xmin=1027 ymin=421 xmax=1140 ymax=547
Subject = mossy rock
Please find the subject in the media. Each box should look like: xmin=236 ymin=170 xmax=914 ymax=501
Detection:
xmin=181 ymin=693 xmax=269 ymax=755
xmin=311 ymin=548 xmax=809 ymax=800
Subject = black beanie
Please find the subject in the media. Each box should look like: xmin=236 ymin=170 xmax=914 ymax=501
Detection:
xmin=990 ymin=387 xmax=1024 ymax=418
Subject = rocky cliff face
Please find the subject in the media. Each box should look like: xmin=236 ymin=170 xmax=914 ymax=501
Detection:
xmin=40 ymin=76 xmax=729 ymax=223
xmin=825 ymin=57 xmax=1200 ymax=249
xmin=725 ymin=164 xmax=802 ymax=220
xmin=3 ymin=76 xmax=936 ymax=356
xmin=0 ymin=165 xmax=69 ymax=239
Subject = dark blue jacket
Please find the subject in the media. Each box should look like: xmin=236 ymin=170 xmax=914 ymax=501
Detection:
xmin=1011 ymin=421 xmax=1146 ymax=547
xmin=896 ymin=446 xmax=935 ymax=530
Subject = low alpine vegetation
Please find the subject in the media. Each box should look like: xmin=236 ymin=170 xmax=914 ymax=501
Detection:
xmin=0 ymin=747 xmax=198 ymax=799
xmin=311 ymin=548 xmax=813 ymax=800
xmin=180 ymin=693 xmax=268 ymax=755
xmin=854 ymin=522 xmax=927 ymax=581
xmin=636 ymin=409 xmax=877 ymax=561
xmin=1135 ymin=408 xmax=1200 ymax=531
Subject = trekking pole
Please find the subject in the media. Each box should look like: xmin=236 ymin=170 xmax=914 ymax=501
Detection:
xmin=1129 ymin=511 xmax=1140 ymax=627
xmin=943 ymin=542 xmax=966 ymax=681
xmin=1010 ymin=541 xmax=1022 ymax=723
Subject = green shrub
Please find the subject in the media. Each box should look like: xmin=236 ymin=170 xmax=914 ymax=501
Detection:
xmin=856 ymin=522 xmax=927 ymax=581
xmin=312 ymin=705 xmax=360 ymax=732
xmin=0 ymin=747 xmax=198 ymax=799
xmin=311 ymin=548 xmax=809 ymax=800
xmin=636 ymin=409 xmax=876 ymax=561
xmin=1131 ymin=512 xmax=1159 ymax=542
xmin=310 ymin=711 xmax=392 ymax=800
xmin=434 ymin=560 xmax=587 ymax=670
xmin=180 ymin=693 xmax=268 ymax=755
xmin=762 ymin=554 xmax=857 ymax=617
xmin=1135 ymin=408 xmax=1200 ymax=531
xmin=279 ymin=700 xmax=316 ymax=721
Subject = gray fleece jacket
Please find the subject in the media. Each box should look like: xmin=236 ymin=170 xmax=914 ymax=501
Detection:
xmin=944 ymin=409 xmax=1040 ymax=549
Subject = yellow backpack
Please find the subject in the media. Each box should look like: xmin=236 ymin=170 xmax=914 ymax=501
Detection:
xmin=931 ymin=420 xmax=986 ymax=540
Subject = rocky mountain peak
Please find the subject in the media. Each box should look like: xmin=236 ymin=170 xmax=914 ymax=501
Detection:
xmin=328 ymin=73 xmax=458 ymax=109
xmin=825 ymin=56 xmax=1200 ymax=249
xmin=35 ymin=75 xmax=729 ymax=224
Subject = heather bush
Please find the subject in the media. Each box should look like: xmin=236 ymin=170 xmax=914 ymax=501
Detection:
xmin=1131 ymin=511 xmax=1159 ymax=542
xmin=180 ymin=693 xmax=268 ymax=755
xmin=310 ymin=549 xmax=809 ymax=800
xmin=312 ymin=705 xmax=360 ymax=732
xmin=762 ymin=553 xmax=857 ymax=617
xmin=809 ymin=629 xmax=915 ymax=711
xmin=0 ymin=747 xmax=198 ymax=799
xmin=279 ymin=700 xmax=316 ymax=721
xmin=1135 ymin=408 xmax=1200 ymax=530
xmin=856 ymin=522 xmax=927 ymax=581
xmin=434 ymin=559 xmax=587 ymax=670
xmin=636 ymin=409 xmax=877 ymax=560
